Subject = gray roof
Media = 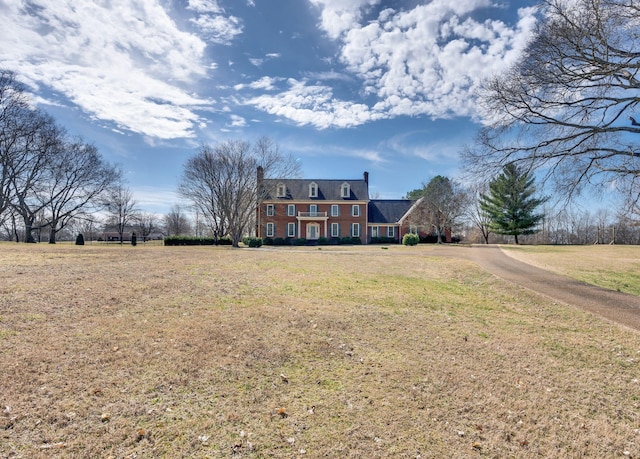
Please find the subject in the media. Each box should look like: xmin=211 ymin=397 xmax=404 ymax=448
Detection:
xmin=368 ymin=199 xmax=415 ymax=224
xmin=263 ymin=178 xmax=369 ymax=201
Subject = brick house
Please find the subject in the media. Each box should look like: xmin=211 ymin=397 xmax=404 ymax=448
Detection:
xmin=256 ymin=168 xmax=442 ymax=243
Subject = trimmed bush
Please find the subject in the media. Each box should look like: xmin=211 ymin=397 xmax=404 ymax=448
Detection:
xmin=317 ymin=236 xmax=329 ymax=245
xmin=295 ymin=238 xmax=307 ymax=246
xmin=131 ymin=232 xmax=137 ymax=246
xmin=371 ymin=236 xmax=397 ymax=244
xmin=402 ymin=233 xmax=420 ymax=246
xmin=75 ymin=233 xmax=85 ymax=246
xmin=244 ymin=237 xmax=263 ymax=248
xmin=164 ymin=236 xmax=216 ymax=246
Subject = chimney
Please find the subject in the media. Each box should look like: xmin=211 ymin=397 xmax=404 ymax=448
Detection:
xmin=257 ymin=166 xmax=264 ymax=185
xmin=363 ymin=171 xmax=369 ymax=184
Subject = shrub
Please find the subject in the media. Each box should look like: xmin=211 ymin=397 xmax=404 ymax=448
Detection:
xmin=75 ymin=233 xmax=85 ymax=246
xmin=295 ymin=238 xmax=307 ymax=246
xmin=218 ymin=236 xmax=233 ymax=245
xmin=273 ymin=237 xmax=285 ymax=246
xmin=263 ymin=237 xmax=274 ymax=246
xmin=371 ymin=236 xmax=397 ymax=244
xmin=403 ymin=233 xmax=420 ymax=246
xmin=131 ymin=232 xmax=137 ymax=246
xmin=317 ymin=236 xmax=329 ymax=245
xmin=244 ymin=237 xmax=263 ymax=248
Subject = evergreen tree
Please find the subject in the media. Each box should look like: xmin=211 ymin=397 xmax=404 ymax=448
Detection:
xmin=480 ymin=164 xmax=547 ymax=244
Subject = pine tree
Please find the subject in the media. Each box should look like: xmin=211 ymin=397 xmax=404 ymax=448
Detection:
xmin=479 ymin=164 xmax=547 ymax=244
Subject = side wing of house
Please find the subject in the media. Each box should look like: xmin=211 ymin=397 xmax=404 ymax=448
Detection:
xmin=367 ymin=199 xmax=416 ymax=243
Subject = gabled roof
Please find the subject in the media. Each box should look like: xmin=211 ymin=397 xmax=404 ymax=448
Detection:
xmin=368 ymin=199 xmax=415 ymax=224
xmin=262 ymin=178 xmax=368 ymax=201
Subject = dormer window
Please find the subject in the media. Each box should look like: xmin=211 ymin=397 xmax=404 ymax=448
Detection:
xmin=341 ymin=182 xmax=350 ymax=198
xmin=309 ymin=182 xmax=318 ymax=198
xmin=277 ymin=183 xmax=286 ymax=198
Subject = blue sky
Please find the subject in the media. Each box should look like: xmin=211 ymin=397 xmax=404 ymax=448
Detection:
xmin=0 ymin=0 xmax=539 ymax=215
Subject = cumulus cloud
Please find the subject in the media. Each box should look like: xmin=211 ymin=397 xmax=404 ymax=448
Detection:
xmin=0 ymin=0 xmax=214 ymax=139
xmin=241 ymin=1 xmax=538 ymax=129
xmin=245 ymin=78 xmax=382 ymax=129
xmin=308 ymin=0 xmax=381 ymax=39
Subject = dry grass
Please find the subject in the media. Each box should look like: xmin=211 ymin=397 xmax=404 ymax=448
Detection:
xmin=1 ymin=243 xmax=640 ymax=458
xmin=501 ymin=245 xmax=640 ymax=296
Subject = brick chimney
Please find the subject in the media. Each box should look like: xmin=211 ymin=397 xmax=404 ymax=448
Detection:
xmin=363 ymin=171 xmax=369 ymax=184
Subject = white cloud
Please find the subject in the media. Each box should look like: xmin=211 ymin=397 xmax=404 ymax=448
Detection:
xmin=308 ymin=0 xmax=381 ymax=39
xmin=187 ymin=0 xmax=224 ymax=14
xmin=228 ymin=114 xmax=247 ymax=127
xmin=189 ymin=13 xmax=242 ymax=45
xmin=241 ymin=1 xmax=538 ymax=129
xmin=0 ymin=0 xmax=214 ymax=139
xmin=245 ymin=78 xmax=382 ymax=129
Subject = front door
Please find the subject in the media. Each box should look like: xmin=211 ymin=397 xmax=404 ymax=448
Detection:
xmin=306 ymin=223 xmax=319 ymax=240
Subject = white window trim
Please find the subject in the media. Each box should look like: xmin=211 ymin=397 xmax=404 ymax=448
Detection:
xmin=351 ymin=204 xmax=360 ymax=217
xmin=287 ymin=222 xmax=296 ymax=238
xmin=331 ymin=222 xmax=340 ymax=238
xmin=309 ymin=204 xmax=318 ymax=216
xmin=371 ymin=226 xmax=379 ymax=238
xmin=341 ymin=182 xmax=350 ymax=198
xmin=331 ymin=204 xmax=339 ymax=217
xmin=266 ymin=204 xmax=275 ymax=216
xmin=277 ymin=183 xmax=286 ymax=197
xmin=287 ymin=204 xmax=295 ymax=216
xmin=351 ymin=223 xmax=360 ymax=237
xmin=387 ymin=226 xmax=395 ymax=237
xmin=309 ymin=182 xmax=318 ymax=198
xmin=266 ymin=222 xmax=275 ymax=237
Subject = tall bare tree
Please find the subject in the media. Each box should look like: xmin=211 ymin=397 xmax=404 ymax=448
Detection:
xmin=9 ymin=111 xmax=63 ymax=242
xmin=42 ymin=139 xmax=120 ymax=243
xmin=0 ymin=70 xmax=32 ymax=219
xmin=465 ymin=0 xmax=640 ymax=203
xmin=179 ymin=137 xmax=299 ymax=247
xmin=102 ymin=185 xmax=139 ymax=244
xmin=164 ymin=205 xmax=191 ymax=236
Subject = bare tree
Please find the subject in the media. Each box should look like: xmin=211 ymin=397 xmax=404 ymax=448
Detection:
xmin=179 ymin=137 xmax=299 ymax=247
xmin=135 ymin=212 xmax=159 ymax=242
xmin=163 ymin=205 xmax=191 ymax=237
xmin=408 ymin=176 xmax=468 ymax=243
xmin=0 ymin=70 xmax=33 ymax=219
xmin=465 ymin=0 xmax=640 ymax=203
xmin=102 ymin=185 xmax=139 ymax=244
xmin=9 ymin=111 xmax=63 ymax=242
xmin=466 ymin=183 xmax=492 ymax=244
xmin=42 ymin=139 xmax=120 ymax=243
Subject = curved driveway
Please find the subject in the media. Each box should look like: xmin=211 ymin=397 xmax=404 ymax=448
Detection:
xmin=426 ymin=245 xmax=640 ymax=332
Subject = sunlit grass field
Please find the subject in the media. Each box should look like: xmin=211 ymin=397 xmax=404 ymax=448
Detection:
xmin=1 ymin=243 xmax=639 ymax=458
xmin=502 ymin=244 xmax=640 ymax=296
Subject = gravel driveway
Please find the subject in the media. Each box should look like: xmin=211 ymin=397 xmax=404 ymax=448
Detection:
xmin=427 ymin=245 xmax=640 ymax=332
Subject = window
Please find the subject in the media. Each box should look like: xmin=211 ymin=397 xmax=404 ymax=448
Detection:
xmin=351 ymin=223 xmax=360 ymax=237
xmin=331 ymin=223 xmax=340 ymax=238
xmin=309 ymin=182 xmax=318 ymax=198
xmin=287 ymin=222 xmax=296 ymax=238
xmin=287 ymin=204 xmax=296 ymax=216
xmin=266 ymin=223 xmax=275 ymax=237
xmin=371 ymin=226 xmax=379 ymax=238
xmin=341 ymin=182 xmax=350 ymax=198
xmin=410 ymin=226 xmax=418 ymax=234
xmin=331 ymin=204 xmax=339 ymax=217
xmin=309 ymin=204 xmax=318 ymax=216
xmin=277 ymin=183 xmax=286 ymax=197
xmin=387 ymin=226 xmax=395 ymax=238
xmin=351 ymin=205 xmax=360 ymax=217
xmin=266 ymin=204 xmax=275 ymax=216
